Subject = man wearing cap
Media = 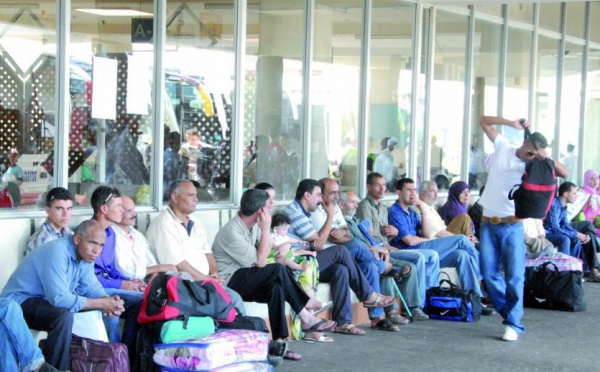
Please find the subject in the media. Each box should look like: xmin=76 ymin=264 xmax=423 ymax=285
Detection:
xmin=478 ymin=116 xmax=568 ymax=341
xmin=374 ymin=137 xmax=399 ymax=191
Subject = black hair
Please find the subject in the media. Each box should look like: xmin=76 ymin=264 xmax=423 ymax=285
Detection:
xmin=91 ymin=186 xmax=122 ymax=215
xmin=396 ymin=178 xmax=415 ymax=191
xmin=240 ymin=189 xmax=269 ymax=216
xmin=558 ymin=181 xmax=577 ymax=197
xmin=367 ymin=172 xmax=384 ymax=185
xmin=295 ymin=179 xmax=320 ymax=201
xmin=255 ymin=182 xmax=274 ymax=191
xmin=46 ymin=187 xmax=74 ymax=208
xmin=271 ymin=212 xmax=291 ymax=228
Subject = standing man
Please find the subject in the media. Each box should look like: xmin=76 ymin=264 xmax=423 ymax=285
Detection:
xmin=478 ymin=115 xmax=568 ymax=341
xmin=26 ymin=187 xmax=75 ymax=255
xmin=356 ymin=172 xmax=440 ymax=309
xmin=1 ymin=221 xmax=124 ymax=370
xmin=90 ymin=186 xmax=143 ymax=350
xmin=373 ymin=137 xmax=398 ymax=191
xmin=283 ymin=179 xmax=394 ymax=336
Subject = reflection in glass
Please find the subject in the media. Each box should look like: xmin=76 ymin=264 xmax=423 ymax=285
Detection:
xmin=566 ymin=2 xmax=585 ymax=39
xmin=427 ymin=11 xmax=467 ymax=191
xmin=243 ymin=0 xmax=304 ymax=200
xmin=532 ymin=35 xmax=557 ymax=152
xmin=539 ymin=2 xmax=561 ymax=32
xmin=508 ymin=3 xmax=534 ymax=24
xmin=0 ymin=1 xmax=56 ymax=208
xmin=582 ymin=48 xmax=600 ymax=172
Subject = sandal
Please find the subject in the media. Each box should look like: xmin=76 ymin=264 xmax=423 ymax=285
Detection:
xmin=333 ymin=323 xmax=365 ymax=335
xmin=283 ymin=350 xmax=302 ymax=361
xmin=371 ymin=317 xmax=400 ymax=332
xmin=589 ymin=270 xmax=600 ymax=283
xmin=387 ymin=312 xmax=410 ymax=325
xmin=301 ymin=318 xmax=336 ymax=332
xmin=363 ymin=293 xmax=395 ymax=308
xmin=384 ymin=265 xmax=411 ymax=280
xmin=268 ymin=340 xmax=288 ymax=357
xmin=303 ymin=333 xmax=334 ymax=343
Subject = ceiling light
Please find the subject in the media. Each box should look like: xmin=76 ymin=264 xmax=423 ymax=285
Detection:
xmin=75 ymin=9 xmax=153 ymax=17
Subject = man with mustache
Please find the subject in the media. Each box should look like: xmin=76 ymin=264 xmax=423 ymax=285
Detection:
xmin=1 ymin=221 xmax=125 ymax=370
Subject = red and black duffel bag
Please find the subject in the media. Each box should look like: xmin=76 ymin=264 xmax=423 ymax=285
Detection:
xmin=137 ymin=274 xmax=236 ymax=324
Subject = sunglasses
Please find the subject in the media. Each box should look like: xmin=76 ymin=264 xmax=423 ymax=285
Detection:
xmin=103 ymin=193 xmax=114 ymax=205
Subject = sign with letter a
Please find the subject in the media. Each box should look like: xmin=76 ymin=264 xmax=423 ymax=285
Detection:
xmin=132 ymin=19 xmax=153 ymax=43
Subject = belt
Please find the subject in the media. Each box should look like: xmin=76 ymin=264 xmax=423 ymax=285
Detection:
xmin=482 ymin=216 xmax=520 ymax=225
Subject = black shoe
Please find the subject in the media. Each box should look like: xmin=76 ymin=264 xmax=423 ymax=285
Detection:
xmin=481 ymin=296 xmax=494 ymax=306
xmin=268 ymin=355 xmax=284 ymax=367
xmin=481 ymin=305 xmax=495 ymax=316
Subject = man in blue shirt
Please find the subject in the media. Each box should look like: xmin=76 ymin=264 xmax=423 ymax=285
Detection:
xmin=543 ymin=181 xmax=600 ymax=279
xmin=1 ymin=220 xmax=125 ymax=370
xmin=26 ymin=187 xmax=74 ymax=255
xmin=90 ymin=186 xmax=143 ymax=349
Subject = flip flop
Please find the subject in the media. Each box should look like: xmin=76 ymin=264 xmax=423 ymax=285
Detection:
xmin=371 ymin=318 xmax=400 ymax=332
xmin=303 ymin=333 xmax=334 ymax=343
xmin=311 ymin=301 xmax=333 ymax=316
xmin=301 ymin=319 xmax=336 ymax=332
xmin=363 ymin=293 xmax=395 ymax=308
xmin=283 ymin=350 xmax=302 ymax=361
xmin=385 ymin=265 xmax=411 ymax=280
xmin=333 ymin=323 xmax=365 ymax=335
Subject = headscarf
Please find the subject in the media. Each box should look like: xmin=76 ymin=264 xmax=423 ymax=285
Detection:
xmin=581 ymin=169 xmax=600 ymax=222
xmin=582 ymin=169 xmax=600 ymax=195
xmin=438 ymin=181 xmax=469 ymax=226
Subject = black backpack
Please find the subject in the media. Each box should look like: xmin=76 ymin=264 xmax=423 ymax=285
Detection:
xmin=509 ymin=128 xmax=557 ymax=219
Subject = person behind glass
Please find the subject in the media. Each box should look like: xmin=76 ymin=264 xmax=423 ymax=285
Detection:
xmin=477 ymin=115 xmax=568 ymax=342
xmin=5 ymin=148 xmax=24 ymax=186
xmin=0 ymin=220 xmax=125 ymax=370
xmin=0 ymin=298 xmax=69 ymax=372
xmin=373 ymin=137 xmax=398 ymax=191
xmin=179 ymin=128 xmax=213 ymax=186
xmin=90 ymin=186 xmax=143 ymax=350
xmin=436 ymin=181 xmax=478 ymax=242
xmin=543 ymin=181 xmax=600 ymax=282
xmin=26 ymin=187 xmax=74 ymax=256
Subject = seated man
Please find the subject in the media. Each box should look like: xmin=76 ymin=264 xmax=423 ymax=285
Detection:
xmin=418 ymin=180 xmax=477 ymax=244
xmin=356 ymin=172 xmax=440 ymax=310
xmin=26 ymin=187 xmax=74 ymax=255
xmin=1 ymin=298 xmax=66 ymax=372
xmin=212 ymin=188 xmax=337 ymax=342
xmin=544 ymin=181 xmax=600 ymax=281
xmin=522 ymin=218 xmax=556 ymax=258
xmin=145 ymin=180 xmax=245 ymax=314
xmin=283 ymin=179 xmax=394 ymax=336
xmin=388 ymin=178 xmax=489 ymax=311
xmin=90 ymin=186 xmax=143 ymax=350
xmin=114 ymin=195 xmax=179 ymax=281
xmin=311 ymin=178 xmax=406 ymax=331
xmin=339 ymin=189 xmax=428 ymax=322
xmin=1 ymin=221 xmax=125 ymax=370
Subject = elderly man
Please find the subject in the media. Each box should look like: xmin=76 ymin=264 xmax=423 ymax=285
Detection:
xmin=212 ymin=188 xmax=336 ymax=342
xmin=283 ymin=179 xmax=394 ymax=335
xmin=311 ymin=178 xmax=407 ymax=331
xmin=113 ymin=195 xmax=178 ymax=281
xmin=356 ymin=172 xmax=440 ymax=310
xmin=90 ymin=186 xmax=143 ymax=349
xmin=418 ymin=180 xmax=477 ymax=242
xmin=26 ymin=187 xmax=74 ymax=255
xmin=339 ymin=189 xmax=428 ymax=322
xmin=146 ymin=180 xmax=245 ymax=314
xmin=388 ymin=178 xmax=487 ymax=312
xmin=1 ymin=221 xmax=125 ymax=370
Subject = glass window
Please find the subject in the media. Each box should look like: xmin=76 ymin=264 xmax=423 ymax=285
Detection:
xmin=508 ymin=3 xmax=534 ymax=24
xmin=503 ymin=28 xmax=532 ymax=144
xmin=559 ymin=43 xmax=583 ymax=184
xmin=163 ymin=0 xmax=235 ymax=203
xmin=68 ymin=2 xmax=155 ymax=206
xmin=0 ymin=1 xmax=56 ymax=209
xmin=470 ymin=20 xmax=501 ymax=191
xmin=582 ymin=48 xmax=600 ymax=175
xmin=474 ymin=4 xmax=502 ymax=18
xmin=566 ymin=2 xmax=585 ymax=40
xmin=532 ymin=35 xmax=558 ymax=153
xmin=539 ymin=2 xmax=561 ymax=33
xmin=311 ymin=0 xmax=362 ymax=184
xmin=426 ymin=10 xmax=468 ymax=191
xmin=365 ymin=0 xmax=414 ymax=193
xmin=244 ymin=0 xmax=305 ymax=200
xmin=591 ymin=2 xmax=600 ymax=44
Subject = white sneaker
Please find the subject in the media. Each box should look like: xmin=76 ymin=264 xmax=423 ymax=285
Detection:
xmin=502 ymin=326 xmax=518 ymax=341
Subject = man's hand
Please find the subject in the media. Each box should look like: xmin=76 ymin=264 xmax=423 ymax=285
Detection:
xmin=577 ymin=232 xmax=591 ymax=244
xmin=257 ymin=207 xmax=272 ymax=231
xmin=380 ymin=224 xmax=398 ymax=238
xmin=323 ymin=201 xmax=335 ymax=216
xmin=121 ymin=280 xmax=145 ymax=292
xmin=209 ymin=273 xmax=225 ymax=285
xmin=330 ymin=228 xmax=344 ymax=240
xmin=311 ymin=237 xmax=326 ymax=251
xmin=100 ymin=296 xmax=125 ymax=317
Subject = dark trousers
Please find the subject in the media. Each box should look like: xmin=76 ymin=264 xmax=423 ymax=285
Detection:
xmin=228 ymin=263 xmax=309 ymax=340
xmin=316 ymin=245 xmax=372 ymax=325
xmin=21 ymin=298 xmax=73 ymax=370
xmin=572 ymin=220 xmax=600 ymax=270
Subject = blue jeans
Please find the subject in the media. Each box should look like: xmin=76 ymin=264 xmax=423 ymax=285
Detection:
xmin=412 ymin=235 xmax=483 ymax=297
xmin=104 ymin=289 xmax=143 ymax=351
xmin=546 ymin=234 xmax=582 ymax=258
xmin=390 ymin=248 xmax=440 ymax=308
xmin=0 ymin=298 xmax=44 ymax=372
xmin=343 ymin=238 xmax=386 ymax=320
xmin=480 ymin=221 xmax=525 ymax=334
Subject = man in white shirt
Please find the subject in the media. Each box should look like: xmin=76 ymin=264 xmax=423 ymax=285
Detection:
xmin=113 ymin=196 xmax=177 ymax=281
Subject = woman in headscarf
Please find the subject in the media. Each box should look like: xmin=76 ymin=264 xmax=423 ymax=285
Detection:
xmin=438 ymin=181 xmax=476 ymax=239
xmin=581 ymin=169 xmax=600 ymax=234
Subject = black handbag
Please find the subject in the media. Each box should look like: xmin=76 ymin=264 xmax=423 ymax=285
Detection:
xmin=524 ymin=261 xmax=586 ymax=312
xmin=425 ymin=274 xmax=482 ymax=322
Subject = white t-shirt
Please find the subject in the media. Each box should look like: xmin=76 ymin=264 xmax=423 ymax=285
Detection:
xmin=420 ymin=203 xmax=447 ymax=237
xmin=113 ymin=225 xmax=158 ymax=280
xmin=310 ymin=204 xmax=347 ymax=248
xmin=479 ymin=134 xmax=526 ymax=217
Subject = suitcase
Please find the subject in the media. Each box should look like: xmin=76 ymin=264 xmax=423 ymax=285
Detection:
xmin=525 ymin=252 xmax=583 ymax=272
xmin=160 ymin=361 xmax=273 ymax=372
xmin=42 ymin=335 xmax=129 ymax=372
xmin=133 ymin=323 xmax=162 ymax=372
xmin=153 ymin=329 xmax=269 ymax=371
